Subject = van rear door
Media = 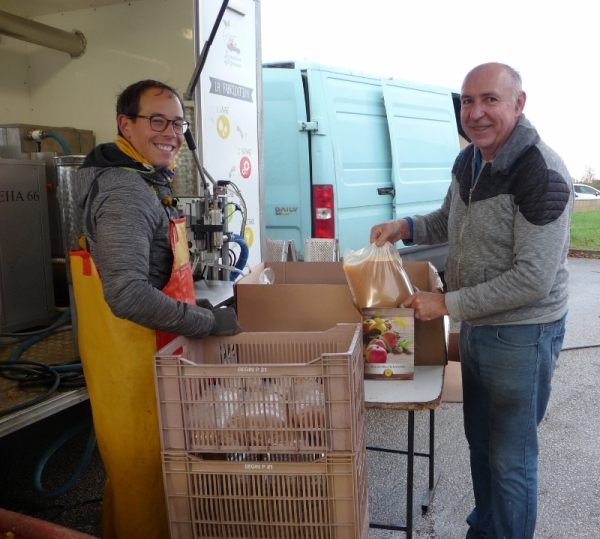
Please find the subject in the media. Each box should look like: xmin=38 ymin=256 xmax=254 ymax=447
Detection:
xmin=306 ymin=68 xmax=394 ymax=255
xmin=382 ymin=80 xmax=459 ymax=221
xmin=263 ymin=67 xmax=312 ymax=253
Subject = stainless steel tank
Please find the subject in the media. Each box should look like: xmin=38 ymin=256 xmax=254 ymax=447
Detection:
xmin=55 ymin=155 xmax=85 ymax=358
xmin=0 ymin=158 xmax=55 ymax=333
xmin=55 ymin=155 xmax=86 ymax=262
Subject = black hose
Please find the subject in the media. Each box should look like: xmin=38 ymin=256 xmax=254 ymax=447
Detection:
xmin=562 ymin=343 xmax=600 ymax=351
xmin=0 ymin=361 xmax=60 ymax=417
xmin=40 ymin=497 xmax=103 ymax=522
xmin=0 ymin=309 xmax=96 ymax=497
xmin=0 ymin=325 xmax=73 ymax=346
xmin=6 ymin=311 xmax=72 ymax=361
xmin=1 ymin=309 xmax=72 ymax=338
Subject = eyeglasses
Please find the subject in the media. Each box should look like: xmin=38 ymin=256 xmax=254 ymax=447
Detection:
xmin=132 ymin=115 xmax=189 ymax=135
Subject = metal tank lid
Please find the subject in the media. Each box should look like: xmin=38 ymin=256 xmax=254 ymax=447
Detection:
xmin=54 ymin=155 xmax=86 ymax=165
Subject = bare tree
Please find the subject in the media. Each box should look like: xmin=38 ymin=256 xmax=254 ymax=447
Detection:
xmin=580 ymin=166 xmax=597 ymax=185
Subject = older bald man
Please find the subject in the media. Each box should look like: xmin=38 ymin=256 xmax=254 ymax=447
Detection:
xmin=371 ymin=63 xmax=573 ymax=539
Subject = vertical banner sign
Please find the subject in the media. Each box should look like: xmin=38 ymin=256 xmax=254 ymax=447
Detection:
xmin=198 ymin=0 xmax=262 ymax=272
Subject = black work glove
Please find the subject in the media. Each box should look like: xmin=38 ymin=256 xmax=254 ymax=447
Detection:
xmin=197 ymin=298 xmax=214 ymax=310
xmin=211 ymin=307 xmax=243 ymax=336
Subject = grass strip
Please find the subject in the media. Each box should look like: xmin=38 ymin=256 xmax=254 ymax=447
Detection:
xmin=570 ymin=211 xmax=600 ymax=250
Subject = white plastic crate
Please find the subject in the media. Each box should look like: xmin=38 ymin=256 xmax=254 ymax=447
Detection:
xmin=154 ymin=325 xmax=364 ymax=454
xmin=162 ymin=446 xmax=369 ymax=539
xmin=266 ymin=239 xmax=298 ymax=261
xmin=304 ymin=238 xmax=340 ymax=262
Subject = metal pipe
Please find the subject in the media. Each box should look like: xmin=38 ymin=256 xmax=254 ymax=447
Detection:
xmin=0 ymin=9 xmax=86 ymax=58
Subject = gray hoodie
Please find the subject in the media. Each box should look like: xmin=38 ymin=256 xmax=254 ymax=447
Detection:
xmin=411 ymin=115 xmax=573 ymax=325
xmin=74 ymin=143 xmax=216 ymax=338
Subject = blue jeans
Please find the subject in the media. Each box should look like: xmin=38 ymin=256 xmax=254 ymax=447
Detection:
xmin=460 ymin=314 xmax=566 ymax=539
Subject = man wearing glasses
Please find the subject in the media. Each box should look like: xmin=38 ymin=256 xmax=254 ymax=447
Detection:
xmin=71 ymin=80 xmax=241 ymax=538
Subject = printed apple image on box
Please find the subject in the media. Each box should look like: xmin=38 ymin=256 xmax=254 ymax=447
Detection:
xmin=362 ymin=308 xmax=414 ymax=380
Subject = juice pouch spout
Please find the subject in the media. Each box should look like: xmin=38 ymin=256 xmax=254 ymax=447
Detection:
xmin=343 ymin=242 xmax=414 ymax=309
xmin=258 ymin=267 xmax=275 ymax=284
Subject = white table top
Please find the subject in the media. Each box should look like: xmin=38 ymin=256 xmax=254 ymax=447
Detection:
xmin=364 ymin=365 xmax=446 ymax=411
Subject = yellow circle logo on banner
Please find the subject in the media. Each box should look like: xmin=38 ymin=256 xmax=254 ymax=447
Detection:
xmin=244 ymin=227 xmax=254 ymax=248
xmin=217 ymin=115 xmax=230 ymax=139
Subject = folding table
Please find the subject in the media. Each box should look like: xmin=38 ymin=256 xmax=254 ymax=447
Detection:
xmin=365 ymin=365 xmax=446 ymax=538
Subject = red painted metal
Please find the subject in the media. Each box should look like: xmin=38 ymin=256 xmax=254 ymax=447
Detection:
xmin=0 ymin=508 xmax=97 ymax=539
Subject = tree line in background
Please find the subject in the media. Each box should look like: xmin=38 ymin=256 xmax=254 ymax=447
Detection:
xmin=573 ymin=166 xmax=599 ymax=188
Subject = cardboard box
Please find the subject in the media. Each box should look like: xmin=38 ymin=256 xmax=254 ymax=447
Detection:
xmin=235 ymin=261 xmax=447 ymax=366
xmin=448 ymin=333 xmax=460 ymax=362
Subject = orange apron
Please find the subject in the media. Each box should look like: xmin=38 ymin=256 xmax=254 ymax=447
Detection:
xmin=70 ymin=216 xmax=195 ymax=539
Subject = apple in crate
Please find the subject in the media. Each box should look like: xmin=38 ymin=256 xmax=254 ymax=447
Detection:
xmin=365 ymin=343 xmax=387 ymax=363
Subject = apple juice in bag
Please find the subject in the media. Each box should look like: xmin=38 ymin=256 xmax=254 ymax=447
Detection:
xmin=343 ymin=242 xmax=414 ymax=309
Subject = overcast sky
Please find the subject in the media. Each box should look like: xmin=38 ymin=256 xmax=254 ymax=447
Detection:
xmin=260 ymin=0 xmax=599 ymax=181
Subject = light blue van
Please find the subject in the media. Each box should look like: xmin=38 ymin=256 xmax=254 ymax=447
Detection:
xmin=262 ymin=61 xmax=466 ymax=271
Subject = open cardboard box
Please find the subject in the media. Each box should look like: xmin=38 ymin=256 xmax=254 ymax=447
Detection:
xmin=235 ymin=261 xmax=447 ymax=366
xmin=448 ymin=333 xmax=460 ymax=362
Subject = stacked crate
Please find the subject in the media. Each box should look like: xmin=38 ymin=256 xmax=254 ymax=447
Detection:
xmin=154 ymin=324 xmax=369 ymax=539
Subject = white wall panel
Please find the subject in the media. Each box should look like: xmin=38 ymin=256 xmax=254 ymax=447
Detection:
xmin=0 ymin=39 xmax=33 ymax=124
xmin=1 ymin=0 xmax=194 ymax=144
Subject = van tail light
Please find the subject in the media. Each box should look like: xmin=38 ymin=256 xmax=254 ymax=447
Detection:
xmin=312 ymin=185 xmax=334 ymax=238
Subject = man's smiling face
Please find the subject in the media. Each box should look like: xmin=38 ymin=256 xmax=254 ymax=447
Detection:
xmin=460 ymin=63 xmax=526 ymax=161
xmin=118 ymin=87 xmax=184 ymax=168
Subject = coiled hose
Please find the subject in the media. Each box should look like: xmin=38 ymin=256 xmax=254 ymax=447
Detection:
xmin=1 ymin=134 xmax=94 ymax=498
xmin=0 ymin=309 xmax=96 ymax=498
xmin=32 ymin=417 xmax=97 ymax=498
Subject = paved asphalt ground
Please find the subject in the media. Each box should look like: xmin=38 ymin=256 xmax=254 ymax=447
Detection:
xmin=368 ymin=255 xmax=600 ymax=539
xmin=1 ymin=256 xmax=598 ymax=538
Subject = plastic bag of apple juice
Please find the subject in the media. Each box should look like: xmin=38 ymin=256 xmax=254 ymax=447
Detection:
xmin=343 ymin=242 xmax=414 ymax=309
